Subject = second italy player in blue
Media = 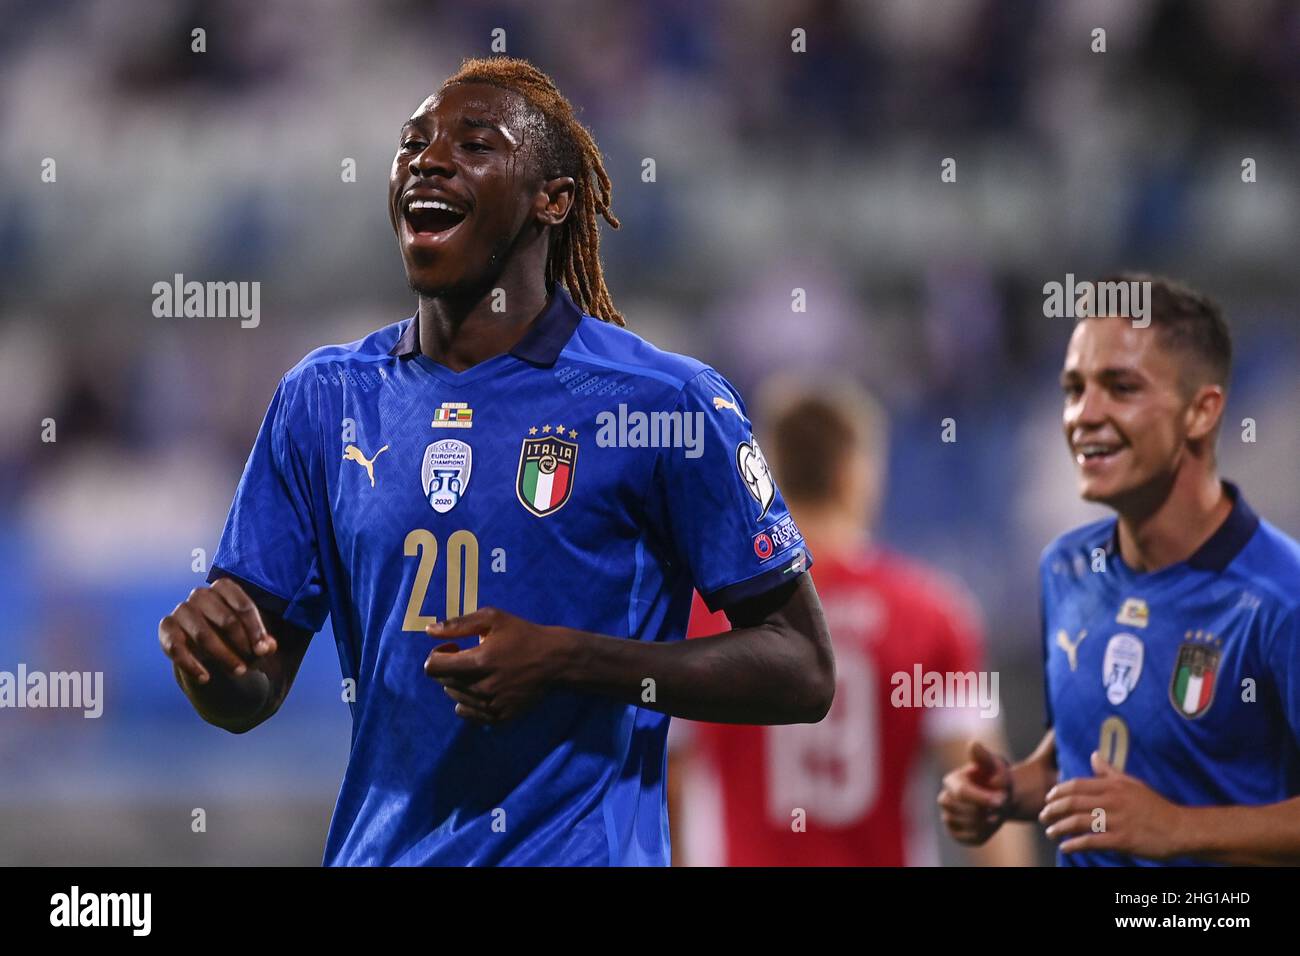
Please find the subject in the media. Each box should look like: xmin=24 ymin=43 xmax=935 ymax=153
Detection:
xmin=158 ymin=57 xmax=834 ymax=866
xmin=938 ymin=274 xmax=1300 ymax=866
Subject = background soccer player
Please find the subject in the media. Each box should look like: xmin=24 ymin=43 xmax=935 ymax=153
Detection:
xmin=157 ymin=57 xmax=833 ymax=866
xmin=672 ymin=377 xmax=1032 ymax=866
xmin=938 ymin=275 xmax=1300 ymax=865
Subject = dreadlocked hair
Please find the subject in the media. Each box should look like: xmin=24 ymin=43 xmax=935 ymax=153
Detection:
xmin=441 ymin=56 xmax=624 ymax=326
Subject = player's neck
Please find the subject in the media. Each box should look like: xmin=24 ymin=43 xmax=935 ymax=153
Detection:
xmin=1114 ymin=468 xmax=1230 ymax=573
xmin=417 ymin=273 xmax=550 ymax=372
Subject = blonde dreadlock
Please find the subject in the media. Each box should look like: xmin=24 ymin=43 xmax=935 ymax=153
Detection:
xmin=441 ymin=56 xmax=624 ymax=326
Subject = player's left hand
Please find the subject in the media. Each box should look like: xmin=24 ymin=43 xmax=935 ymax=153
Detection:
xmin=423 ymin=608 xmax=566 ymax=724
xmin=1038 ymin=750 xmax=1187 ymax=859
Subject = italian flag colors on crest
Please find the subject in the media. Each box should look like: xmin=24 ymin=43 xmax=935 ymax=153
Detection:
xmin=517 ymin=436 xmax=577 ymax=516
xmin=1170 ymin=639 xmax=1220 ymax=719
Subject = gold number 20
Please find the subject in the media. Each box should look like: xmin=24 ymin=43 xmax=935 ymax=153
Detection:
xmin=402 ymin=529 xmax=479 ymax=631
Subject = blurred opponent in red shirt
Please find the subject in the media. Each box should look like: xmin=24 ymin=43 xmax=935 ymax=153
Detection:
xmin=669 ymin=376 xmax=1032 ymax=867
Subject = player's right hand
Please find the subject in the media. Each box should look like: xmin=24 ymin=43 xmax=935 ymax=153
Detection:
xmin=158 ymin=577 xmax=277 ymax=685
xmin=938 ymin=740 xmax=1013 ymax=846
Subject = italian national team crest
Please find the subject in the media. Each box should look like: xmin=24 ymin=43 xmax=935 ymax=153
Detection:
xmin=516 ymin=433 xmax=577 ymax=517
xmin=1169 ymin=631 xmax=1222 ymax=719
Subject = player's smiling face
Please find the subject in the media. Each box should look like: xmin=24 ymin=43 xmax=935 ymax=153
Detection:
xmin=389 ymin=83 xmax=547 ymax=296
xmin=1060 ymin=316 xmax=1192 ymax=508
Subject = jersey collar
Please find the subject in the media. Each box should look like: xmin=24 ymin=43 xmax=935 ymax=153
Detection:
xmin=388 ymin=282 xmax=584 ymax=368
xmin=1105 ymin=480 xmax=1259 ymax=573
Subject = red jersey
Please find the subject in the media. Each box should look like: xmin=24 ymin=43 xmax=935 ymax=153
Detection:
xmin=683 ymin=547 xmax=985 ymax=866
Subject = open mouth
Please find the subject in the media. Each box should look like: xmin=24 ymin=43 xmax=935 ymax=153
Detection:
xmin=1075 ymin=442 xmax=1124 ymax=466
xmin=402 ymin=196 xmax=468 ymax=237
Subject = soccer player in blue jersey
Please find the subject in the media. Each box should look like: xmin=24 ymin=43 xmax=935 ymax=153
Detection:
xmin=157 ymin=57 xmax=833 ymax=866
xmin=939 ymin=275 xmax=1300 ymax=865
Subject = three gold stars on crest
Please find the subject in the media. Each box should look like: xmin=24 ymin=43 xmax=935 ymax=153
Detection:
xmin=528 ymin=424 xmax=578 ymax=438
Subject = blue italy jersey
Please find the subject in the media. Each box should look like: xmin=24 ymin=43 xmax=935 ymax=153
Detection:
xmin=206 ymin=283 xmax=812 ymax=866
xmin=1040 ymin=482 xmax=1300 ymax=866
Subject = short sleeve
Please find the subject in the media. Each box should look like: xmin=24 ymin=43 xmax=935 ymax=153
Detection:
xmin=206 ymin=374 xmax=329 ymax=633
xmin=646 ymin=368 xmax=812 ymax=613
xmin=1264 ymin=605 xmax=1300 ymax=749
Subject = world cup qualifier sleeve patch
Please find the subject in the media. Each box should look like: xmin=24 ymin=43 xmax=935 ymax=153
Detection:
xmin=735 ymin=439 xmax=774 ymax=520
xmin=643 ymin=367 xmax=810 ymax=610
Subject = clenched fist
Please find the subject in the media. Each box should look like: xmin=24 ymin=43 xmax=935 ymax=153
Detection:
xmin=938 ymin=741 xmax=1014 ymax=846
xmin=158 ymin=577 xmax=278 ymax=685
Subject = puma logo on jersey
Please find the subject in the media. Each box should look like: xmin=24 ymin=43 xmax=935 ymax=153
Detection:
xmin=1056 ymin=628 xmax=1087 ymax=672
xmin=343 ymin=444 xmax=389 ymax=487
xmin=712 ymin=396 xmax=742 ymax=417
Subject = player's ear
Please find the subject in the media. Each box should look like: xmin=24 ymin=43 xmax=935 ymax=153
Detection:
xmin=535 ymin=176 xmax=575 ymax=227
xmin=1185 ymin=382 xmax=1225 ymax=442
